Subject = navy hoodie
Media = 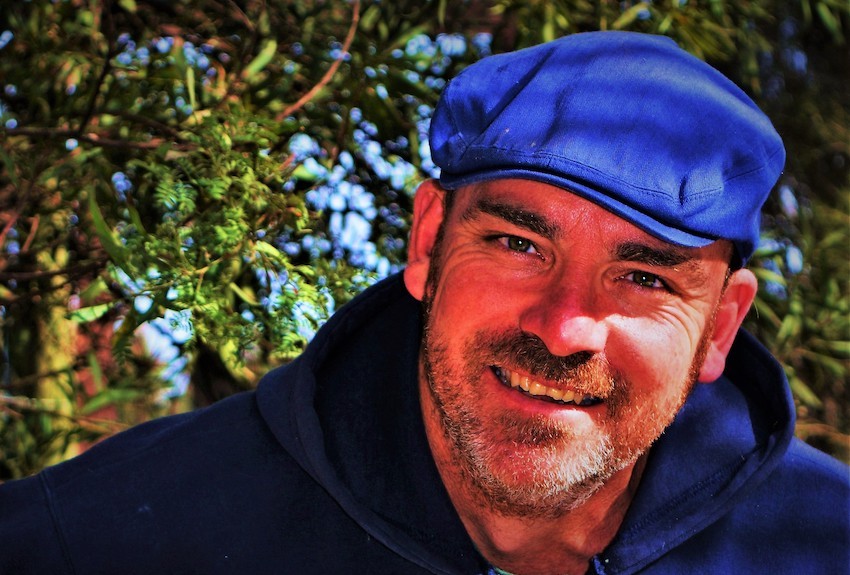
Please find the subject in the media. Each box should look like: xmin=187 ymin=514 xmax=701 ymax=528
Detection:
xmin=1 ymin=274 xmax=848 ymax=574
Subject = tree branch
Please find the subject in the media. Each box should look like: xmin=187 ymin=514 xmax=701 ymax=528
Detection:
xmin=21 ymin=214 xmax=38 ymax=253
xmin=3 ymin=126 xmax=193 ymax=151
xmin=0 ymin=211 xmax=19 ymax=253
xmin=0 ymin=394 xmax=128 ymax=435
xmin=0 ymin=257 xmax=108 ymax=282
xmin=78 ymin=0 xmax=118 ymax=135
xmin=275 ymin=0 xmax=361 ymax=122
xmin=113 ymin=111 xmax=185 ymax=140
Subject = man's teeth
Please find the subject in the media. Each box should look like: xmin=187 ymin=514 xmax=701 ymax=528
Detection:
xmin=497 ymin=368 xmax=599 ymax=406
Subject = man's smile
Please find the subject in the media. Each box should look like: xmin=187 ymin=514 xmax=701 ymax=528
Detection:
xmin=493 ymin=366 xmax=603 ymax=406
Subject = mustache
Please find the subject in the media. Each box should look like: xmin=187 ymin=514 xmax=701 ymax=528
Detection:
xmin=485 ymin=331 xmax=616 ymax=393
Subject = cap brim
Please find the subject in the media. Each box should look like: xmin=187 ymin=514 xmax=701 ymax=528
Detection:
xmin=440 ymin=169 xmax=718 ymax=249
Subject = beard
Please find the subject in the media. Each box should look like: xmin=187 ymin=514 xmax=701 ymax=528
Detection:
xmin=420 ymin=263 xmax=714 ymax=520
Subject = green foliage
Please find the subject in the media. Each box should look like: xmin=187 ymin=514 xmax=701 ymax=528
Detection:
xmin=748 ymin=194 xmax=850 ymax=460
xmin=1 ymin=0 xmax=848 ymax=477
xmin=0 ymin=0 xmax=443 ymax=477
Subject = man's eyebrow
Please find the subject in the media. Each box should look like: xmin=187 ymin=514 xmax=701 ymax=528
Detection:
xmin=461 ymin=197 xmax=557 ymax=239
xmin=614 ymin=241 xmax=701 ymax=271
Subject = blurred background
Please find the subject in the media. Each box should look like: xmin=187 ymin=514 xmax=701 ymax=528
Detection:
xmin=0 ymin=0 xmax=847 ymax=479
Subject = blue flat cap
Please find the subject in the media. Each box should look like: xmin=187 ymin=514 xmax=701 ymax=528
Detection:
xmin=430 ymin=31 xmax=785 ymax=268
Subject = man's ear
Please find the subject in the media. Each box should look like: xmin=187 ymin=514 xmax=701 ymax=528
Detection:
xmin=697 ymin=268 xmax=759 ymax=382
xmin=403 ymin=180 xmax=446 ymax=301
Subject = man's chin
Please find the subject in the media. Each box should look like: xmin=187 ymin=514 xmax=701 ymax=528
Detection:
xmin=470 ymin=465 xmax=610 ymax=519
xmin=460 ymin=435 xmax=629 ymax=519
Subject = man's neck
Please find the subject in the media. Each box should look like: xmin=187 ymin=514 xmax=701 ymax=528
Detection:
xmin=461 ymin=459 xmax=644 ymax=575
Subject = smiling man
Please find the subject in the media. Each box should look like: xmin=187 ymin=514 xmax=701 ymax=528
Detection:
xmin=406 ymin=181 xmax=756 ymax=574
xmin=399 ymin=30 xmax=849 ymax=574
xmin=1 ymin=31 xmax=848 ymax=575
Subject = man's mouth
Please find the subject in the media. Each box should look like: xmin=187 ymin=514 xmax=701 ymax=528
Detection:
xmin=494 ymin=367 xmax=603 ymax=406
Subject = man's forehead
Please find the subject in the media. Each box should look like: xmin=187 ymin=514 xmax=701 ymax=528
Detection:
xmin=458 ymin=186 xmax=560 ymax=239
xmin=453 ymin=180 xmax=644 ymax=237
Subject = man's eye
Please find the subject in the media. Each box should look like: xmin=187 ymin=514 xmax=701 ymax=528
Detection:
xmin=624 ymin=271 xmax=666 ymax=289
xmin=498 ymin=235 xmax=538 ymax=254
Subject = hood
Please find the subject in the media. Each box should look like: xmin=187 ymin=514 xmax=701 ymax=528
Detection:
xmin=257 ymin=273 xmax=796 ymax=574
xmin=256 ymin=274 xmax=485 ymax=574
xmin=595 ymin=328 xmax=796 ymax=573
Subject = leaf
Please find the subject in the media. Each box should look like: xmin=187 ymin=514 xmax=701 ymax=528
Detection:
xmin=752 ymin=266 xmax=786 ymax=286
xmin=292 ymin=163 xmax=321 ymax=182
xmin=789 ymin=374 xmax=824 ymax=409
xmin=360 ymin=5 xmax=380 ymax=32
xmin=126 ymin=203 xmax=147 ymax=235
xmin=80 ymin=277 xmax=109 ymax=306
xmin=776 ymin=313 xmax=802 ymax=344
xmin=229 ymin=282 xmax=259 ymax=306
xmin=542 ymin=9 xmax=555 ymax=41
xmin=80 ymin=388 xmax=146 ymax=416
xmin=87 ymin=191 xmax=133 ymax=273
xmin=87 ymin=351 xmax=105 ymax=393
xmin=657 ymin=13 xmax=673 ymax=35
xmin=819 ymin=229 xmax=848 ymax=249
xmin=612 ymin=3 xmax=650 ymax=30
xmin=802 ymin=349 xmax=848 ymax=378
xmin=186 ymin=66 xmax=197 ymax=111
xmin=822 ymin=340 xmax=850 ymax=357
xmin=815 ymin=3 xmax=844 ymax=42
xmin=254 ymin=240 xmax=286 ymax=263
xmin=68 ymin=303 xmax=113 ymax=323
xmin=242 ymin=39 xmax=278 ymax=80
xmin=0 ymin=284 xmax=13 ymax=301
xmin=117 ymin=0 xmax=137 ymax=12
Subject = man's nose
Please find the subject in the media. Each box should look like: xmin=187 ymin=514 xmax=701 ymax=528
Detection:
xmin=518 ymin=277 xmax=608 ymax=358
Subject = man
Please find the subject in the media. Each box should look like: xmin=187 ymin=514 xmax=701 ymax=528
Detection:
xmin=1 ymin=31 xmax=848 ymax=575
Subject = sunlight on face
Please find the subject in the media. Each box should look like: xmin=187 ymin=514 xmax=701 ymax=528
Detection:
xmin=419 ymin=182 xmax=724 ymax=518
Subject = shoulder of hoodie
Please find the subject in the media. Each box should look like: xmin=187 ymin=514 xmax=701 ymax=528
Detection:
xmin=775 ymin=437 xmax=850 ymax=503
xmin=9 ymin=387 xmax=268 ymax=490
xmin=0 ymin=390 xmax=284 ymax=571
xmin=736 ymin=437 xmax=850 ymax=537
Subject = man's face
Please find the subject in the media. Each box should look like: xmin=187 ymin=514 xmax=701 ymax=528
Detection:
xmin=410 ymin=179 xmax=743 ymax=518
